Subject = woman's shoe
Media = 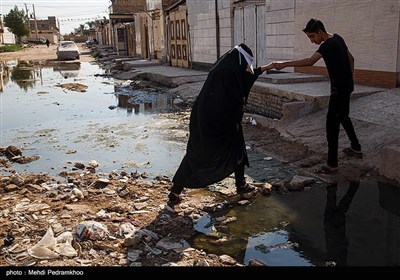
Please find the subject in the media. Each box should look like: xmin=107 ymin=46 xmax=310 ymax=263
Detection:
xmin=314 ymin=164 xmax=338 ymax=174
xmin=167 ymin=192 xmax=180 ymax=207
xmin=236 ymin=183 xmax=257 ymax=199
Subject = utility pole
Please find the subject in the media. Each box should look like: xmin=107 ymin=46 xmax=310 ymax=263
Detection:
xmin=24 ymin=3 xmax=31 ymax=36
xmin=32 ymin=4 xmax=38 ymax=40
xmin=57 ymin=18 xmax=60 ymax=41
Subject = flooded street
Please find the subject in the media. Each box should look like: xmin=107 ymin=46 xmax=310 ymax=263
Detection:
xmin=192 ymin=173 xmax=400 ymax=266
xmin=0 ymin=61 xmax=187 ymax=179
xmin=1 ymin=59 xmax=400 ymax=267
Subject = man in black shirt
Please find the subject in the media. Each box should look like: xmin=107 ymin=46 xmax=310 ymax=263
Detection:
xmin=274 ymin=18 xmax=362 ymax=174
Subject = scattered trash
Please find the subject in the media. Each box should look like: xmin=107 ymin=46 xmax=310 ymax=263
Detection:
xmin=249 ymin=117 xmax=257 ymax=126
xmin=3 ymin=232 xmax=15 ymax=247
xmin=27 ymin=227 xmax=77 ymax=259
xmin=76 ymin=221 xmax=109 ymax=241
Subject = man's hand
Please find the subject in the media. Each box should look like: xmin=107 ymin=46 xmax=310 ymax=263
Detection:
xmin=261 ymin=62 xmax=275 ymax=72
xmin=273 ymin=61 xmax=286 ymax=70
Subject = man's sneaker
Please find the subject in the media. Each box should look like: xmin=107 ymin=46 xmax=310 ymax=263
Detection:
xmin=314 ymin=164 xmax=338 ymax=174
xmin=343 ymin=147 xmax=363 ymax=158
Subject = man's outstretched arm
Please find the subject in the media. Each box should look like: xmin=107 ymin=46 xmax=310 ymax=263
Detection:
xmin=274 ymin=52 xmax=322 ymax=70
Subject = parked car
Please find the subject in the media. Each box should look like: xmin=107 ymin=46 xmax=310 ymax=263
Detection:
xmin=85 ymin=38 xmax=98 ymax=46
xmin=27 ymin=37 xmax=46 ymax=44
xmin=56 ymin=41 xmax=80 ymax=60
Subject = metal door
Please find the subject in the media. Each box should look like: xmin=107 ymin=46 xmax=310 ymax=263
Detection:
xmin=170 ymin=7 xmax=189 ymax=68
xmin=234 ymin=4 xmax=266 ymax=67
xmin=116 ymin=27 xmax=127 ymax=56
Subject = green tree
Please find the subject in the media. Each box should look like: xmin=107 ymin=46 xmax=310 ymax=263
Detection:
xmin=3 ymin=5 xmax=29 ymax=42
xmin=86 ymin=21 xmax=94 ymax=29
xmin=79 ymin=24 xmax=86 ymax=34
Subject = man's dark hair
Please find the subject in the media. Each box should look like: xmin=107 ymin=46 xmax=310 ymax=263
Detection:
xmin=303 ymin=18 xmax=326 ymax=33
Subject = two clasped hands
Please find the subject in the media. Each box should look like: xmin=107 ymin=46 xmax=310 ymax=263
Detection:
xmin=261 ymin=61 xmax=287 ymax=73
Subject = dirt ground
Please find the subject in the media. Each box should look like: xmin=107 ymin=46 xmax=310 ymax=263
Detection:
xmin=0 ymin=46 xmax=258 ymax=268
xmin=0 ymin=44 xmax=380 ymax=269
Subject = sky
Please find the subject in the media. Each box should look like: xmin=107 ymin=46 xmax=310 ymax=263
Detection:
xmin=0 ymin=0 xmax=110 ymax=34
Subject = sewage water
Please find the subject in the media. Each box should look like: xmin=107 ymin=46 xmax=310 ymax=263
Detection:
xmin=193 ymin=172 xmax=400 ymax=266
xmin=1 ymin=60 xmax=400 ymax=267
xmin=0 ymin=60 xmax=187 ymax=178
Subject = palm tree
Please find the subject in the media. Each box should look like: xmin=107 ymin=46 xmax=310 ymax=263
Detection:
xmin=79 ymin=24 xmax=85 ymax=35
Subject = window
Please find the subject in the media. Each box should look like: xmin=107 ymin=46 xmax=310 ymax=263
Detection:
xmin=176 ymin=21 xmax=180 ymax=39
xmin=171 ymin=45 xmax=176 ymax=59
xmin=182 ymin=44 xmax=187 ymax=60
xmin=181 ymin=20 xmax=186 ymax=40
xmin=170 ymin=21 xmax=174 ymax=40
xmin=177 ymin=45 xmax=181 ymax=59
xmin=117 ymin=28 xmax=125 ymax=42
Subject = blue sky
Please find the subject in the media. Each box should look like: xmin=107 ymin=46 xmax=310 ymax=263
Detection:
xmin=1 ymin=0 xmax=110 ymax=34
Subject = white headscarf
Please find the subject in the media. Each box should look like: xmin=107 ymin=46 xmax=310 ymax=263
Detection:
xmin=232 ymin=45 xmax=254 ymax=74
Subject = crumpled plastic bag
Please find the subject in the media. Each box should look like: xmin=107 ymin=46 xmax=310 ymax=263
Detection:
xmin=76 ymin=221 xmax=109 ymax=241
xmin=28 ymin=227 xmax=77 ymax=259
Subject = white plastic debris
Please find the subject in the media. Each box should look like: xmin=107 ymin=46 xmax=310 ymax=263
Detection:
xmin=76 ymin=221 xmax=109 ymax=241
xmin=71 ymin=188 xmax=84 ymax=199
xmin=28 ymin=227 xmax=59 ymax=259
xmin=88 ymin=160 xmax=99 ymax=168
xmin=27 ymin=227 xmax=77 ymax=259
xmin=249 ymin=117 xmax=257 ymax=125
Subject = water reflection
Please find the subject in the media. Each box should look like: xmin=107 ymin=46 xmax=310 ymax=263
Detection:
xmin=191 ymin=195 xmax=314 ymax=266
xmin=53 ymin=62 xmax=81 ymax=78
xmin=0 ymin=61 xmax=186 ymax=181
xmin=10 ymin=61 xmax=37 ymax=91
xmin=1 ymin=60 xmax=82 ymax=92
xmin=0 ymin=62 xmax=11 ymax=92
xmin=117 ymin=93 xmax=148 ymax=115
xmin=378 ymin=182 xmax=400 ymax=265
xmin=324 ymin=181 xmax=360 ymax=266
xmin=190 ymin=178 xmax=400 ymax=266
xmin=115 ymin=90 xmax=174 ymax=115
xmin=245 ymin=230 xmax=313 ymax=266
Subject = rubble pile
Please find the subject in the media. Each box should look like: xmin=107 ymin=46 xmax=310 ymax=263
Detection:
xmin=0 ymin=155 xmax=239 ymax=266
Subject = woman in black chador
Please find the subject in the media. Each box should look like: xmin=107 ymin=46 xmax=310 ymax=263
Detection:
xmin=168 ymin=43 xmax=274 ymax=206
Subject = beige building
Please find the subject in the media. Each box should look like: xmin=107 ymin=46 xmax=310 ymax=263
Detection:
xmin=146 ymin=0 xmax=180 ymax=60
xmin=104 ymin=0 xmax=183 ymax=61
xmin=26 ymin=16 xmax=60 ymax=44
xmin=186 ymin=0 xmax=400 ymax=88
xmin=0 ymin=15 xmax=17 ymax=45
xmin=109 ymin=0 xmax=147 ymax=55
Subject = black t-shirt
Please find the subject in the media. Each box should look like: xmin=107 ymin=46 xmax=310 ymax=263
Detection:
xmin=317 ymin=34 xmax=354 ymax=93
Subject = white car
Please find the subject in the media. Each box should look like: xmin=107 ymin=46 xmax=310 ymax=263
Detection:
xmin=56 ymin=41 xmax=80 ymax=60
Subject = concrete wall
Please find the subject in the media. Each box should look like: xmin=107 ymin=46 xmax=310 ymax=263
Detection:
xmin=135 ymin=13 xmax=148 ymax=58
xmin=218 ymin=0 xmax=234 ymax=55
xmin=1 ymin=29 xmax=16 ymax=44
xmin=379 ymin=145 xmax=400 ymax=184
xmin=174 ymin=0 xmax=400 ymax=88
xmin=187 ymin=0 xmax=234 ymax=66
xmin=187 ymin=0 xmax=218 ymax=64
xmin=111 ymin=0 xmax=147 ymax=14
xmin=292 ymin=0 xmax=400 ymax=88
xmin=265 ymin=0 xmax=295 ymax=63
xmin=147 ymin=0 xmax=178 ymax=10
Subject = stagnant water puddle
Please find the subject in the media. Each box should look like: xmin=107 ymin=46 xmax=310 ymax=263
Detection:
xmin=0 ymin=60 xmax=187 ymax=179
xmin=1 ymin=60 xmax=400 ymax=266
xmin=194 ymin=175 xmax=400 ymax=266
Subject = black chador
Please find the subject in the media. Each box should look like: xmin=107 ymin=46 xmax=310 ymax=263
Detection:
xmin=169 ymin=43 xmax=265 ymax=205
